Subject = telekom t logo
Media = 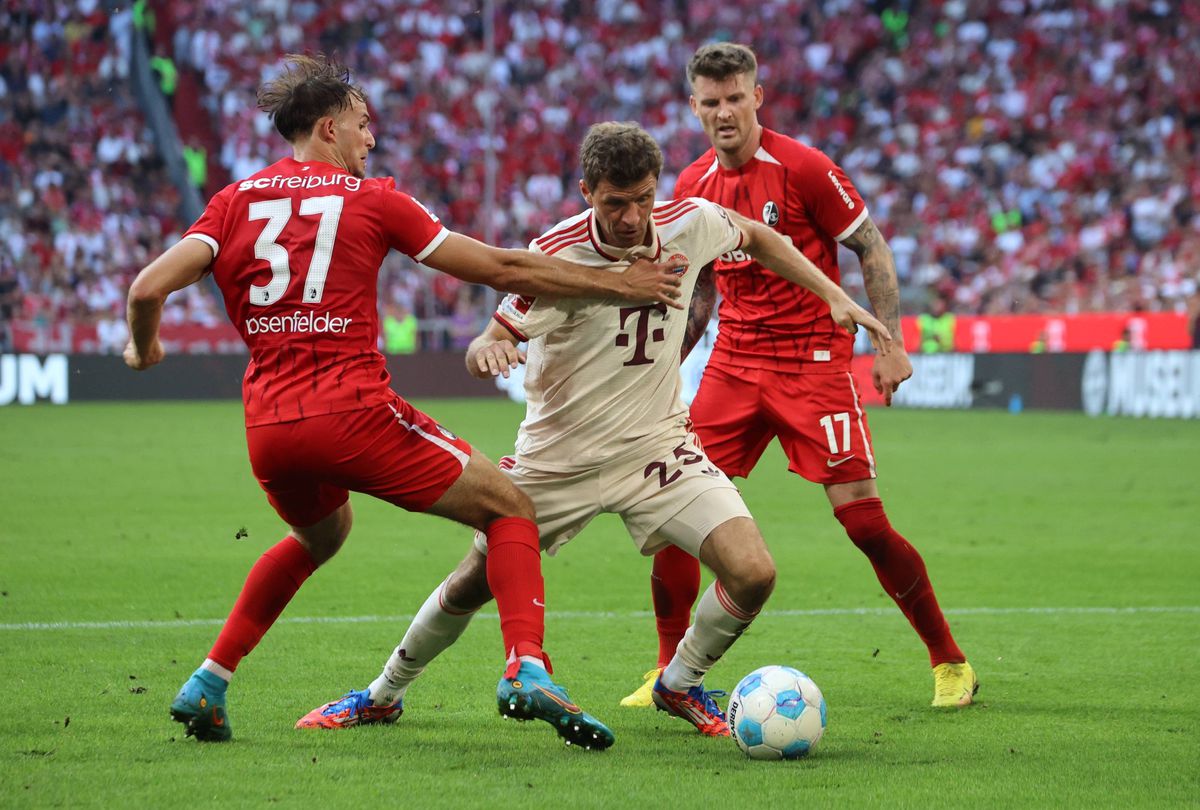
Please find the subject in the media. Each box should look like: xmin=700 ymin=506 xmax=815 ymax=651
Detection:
xmin=616 ymin=304 xmax=668 ymax=366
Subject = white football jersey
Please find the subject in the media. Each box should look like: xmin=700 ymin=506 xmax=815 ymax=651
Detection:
xmin=494 ymin=197 xmax=743 ymax=473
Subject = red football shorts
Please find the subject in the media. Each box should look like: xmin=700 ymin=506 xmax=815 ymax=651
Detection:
xmin=245 ymin=393 xmax=473 ymax=527
xmin=689 ymin=363 xmax=876 ymax=484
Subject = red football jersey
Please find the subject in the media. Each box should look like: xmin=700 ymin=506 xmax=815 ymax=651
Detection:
xmin=185 ymin=157 xmax=447 ymax=426
xmin=674 ymin=128 xmax=868 ymax=373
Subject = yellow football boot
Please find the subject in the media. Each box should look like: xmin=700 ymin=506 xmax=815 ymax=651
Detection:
xmin=932 ymin=661 xmax=979 ymax=707
xmin=619 ymin=668 xmax=663 ymax=708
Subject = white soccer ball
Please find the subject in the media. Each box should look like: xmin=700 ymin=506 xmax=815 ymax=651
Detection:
xmin=727 ymin=665 xmax=827 ymax=760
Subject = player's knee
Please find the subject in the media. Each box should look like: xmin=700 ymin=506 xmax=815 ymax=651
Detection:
xmin=724 ymin=555 xmax=776 ymax=612
xmin=293 ymin=502 xmax=353 ymax=565
xmin=745 ymin=557 xmax=777 ymax=607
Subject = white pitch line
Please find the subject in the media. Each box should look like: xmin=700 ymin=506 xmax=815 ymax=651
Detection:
xmin=1 ymin=605 xmax=1197 ymax=632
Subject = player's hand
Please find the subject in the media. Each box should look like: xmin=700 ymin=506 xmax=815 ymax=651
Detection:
xmin=618 ymin=256 xmax=686 ymax=310
xmin=123 ymin=338 xmax=164 ymax=371
xmin=872 ymin=344 xmax=912 ymax=406
xmin=469 ymin=339 xmax=525 ymax=379
xmin=828 ymin=299 xmax=892 ymax=355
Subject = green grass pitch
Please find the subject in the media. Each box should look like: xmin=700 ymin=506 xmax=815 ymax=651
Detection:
xmin=1 ymin=400 xmax=1197 ymax=808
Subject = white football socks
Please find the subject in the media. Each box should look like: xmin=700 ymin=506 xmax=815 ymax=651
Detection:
xmin=368 ymin=578 xmax=477 ymax=705
xmin=661 ymin=581 xmax=758 ymax=692
xmin=200 ymin=659 xmax=233 ymax=683
xmin=518 ymin=655 xmax=547 ymax=671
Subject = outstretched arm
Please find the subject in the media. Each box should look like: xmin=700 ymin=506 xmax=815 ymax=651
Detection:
xmin=124 ymin=238 xmax=214 ymax=370
xmin=465 ymin=318 xmax=525 ymax=380
xmin=423 ymin=232 xmax=684 ymax=310
xmin=841 ymin=217 xmax=912 ymax=405
xmin=727 ymin=209 xmax=892 ymax=353
xmin=680 ymin=262 xmax=716 ymax=361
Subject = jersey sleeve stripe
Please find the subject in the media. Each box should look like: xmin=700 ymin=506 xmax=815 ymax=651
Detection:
xmin=538 ymin=227 xmax=589 ymax=254
xmin=545 ymin=234 xmax=590 ymax=255
xmin=834 ymin=207 xmax=870 ymax=242
xmin=652 ymin=200 xmax=694 ymax=220
xmin=413 ymin=226 xmax=451 ymax=262
xmin=535 ymin=220 xmax=588 ymax=251
xmin=183 ymin=232 xmax=219 ymax=258
xmin=654 ymin=198 xmax=692 ymax=214
xmin=493 ymin=313 xmax=528 ymax=343
xmin=536 ymin=218 xmax=588 ymax=243
xmin=654 ymin=204 xmax=700 ymax=227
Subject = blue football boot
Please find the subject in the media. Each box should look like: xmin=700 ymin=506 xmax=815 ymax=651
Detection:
xmin=497 ymin=663 xmax=614 ymax=750
xmin=170 ymin=668 xmax=232 ymax=742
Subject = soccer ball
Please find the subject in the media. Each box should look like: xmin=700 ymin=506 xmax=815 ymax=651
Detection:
xmin=727 ymin=665 xmax=827 ymax=760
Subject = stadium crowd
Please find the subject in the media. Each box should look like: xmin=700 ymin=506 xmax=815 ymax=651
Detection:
xmin=2 ymin=0 xmax=1198 ymax=352
xmin=0 ymin=2 xmax=225 ymax=353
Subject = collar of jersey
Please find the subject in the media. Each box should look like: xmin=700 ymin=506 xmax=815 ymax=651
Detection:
xmin=715 ymin=127 xmax=778 ymax=176
xmin=282 ymin=156 xmax=352 ymax=176
xmin=587 ymin=210 xmax=662 ymax=263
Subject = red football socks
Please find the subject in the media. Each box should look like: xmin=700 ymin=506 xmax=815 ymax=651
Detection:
xmin=834 ymin=497 xmax=965 ymax=666
xmin=483 ymin=517 xmax=547 ymax=676
xmin=207 ymin=535 xmax=318 ymax=672
xmin=651 ymin=544 xmax=701 ymax=667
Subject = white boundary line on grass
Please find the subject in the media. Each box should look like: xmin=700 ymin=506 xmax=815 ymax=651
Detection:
xmin=2 ymin=605 xmax=1197 ymax=632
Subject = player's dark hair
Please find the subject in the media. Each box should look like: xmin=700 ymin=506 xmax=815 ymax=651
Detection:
xmin=686 ymin=42 xmax=758 ymax=85
xmin=579 ymin=122 xmax=663 ymax=191
xmin=257 ymin=53 xmax=366 ymax=143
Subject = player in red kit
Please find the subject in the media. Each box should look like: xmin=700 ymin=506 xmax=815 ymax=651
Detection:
xmin=124 ymin=54 xmax=684 ymax=746
xmin=620 ymin=43 xmax=978 ymax=709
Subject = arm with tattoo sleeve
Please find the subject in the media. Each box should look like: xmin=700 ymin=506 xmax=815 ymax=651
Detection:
xmin=681 ymin=262 xmax=717 ymax=361
xmin=841 ymin=218 xmax=899 ymax=336
xmin=841 ymin=217 xmax=912 ymax=405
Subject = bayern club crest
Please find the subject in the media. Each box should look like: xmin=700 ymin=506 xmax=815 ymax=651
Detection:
xmin=666 ymin=252 xmax=690 ymax=275
xmin=762 ymin=201 xmax=779 ymax=226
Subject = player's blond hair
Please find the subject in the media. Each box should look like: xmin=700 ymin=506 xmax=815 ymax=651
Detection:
xmin=686 ymin=42 xmax=758 ymax=85
xmin=579 ymin=122 xmax=663 ymax=191
xmin=257 ymin=53 xmax=366 ymax=142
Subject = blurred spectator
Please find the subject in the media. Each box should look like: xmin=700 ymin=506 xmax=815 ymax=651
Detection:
xmin=150 ymin=53 xmax=177 ymax=98
xmin=182 ymin=138 xmax=208 ymax=189
xmin=917 ymin=292 xmax=956 ymax=354
xmin=382 ymin=302 xmax=417 ymax=355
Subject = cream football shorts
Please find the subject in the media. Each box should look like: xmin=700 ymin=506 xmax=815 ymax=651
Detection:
xmin=473 ymin=434 xmax=753 ymax=559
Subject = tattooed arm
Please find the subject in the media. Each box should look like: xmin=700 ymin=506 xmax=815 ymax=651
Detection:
xmin=841 ymin=216 xmax=912 ymax=405
xmin=681 ymin=262 xmax=717 ymax=361
xmin=841 ymin=217 xmax=900 ymax=337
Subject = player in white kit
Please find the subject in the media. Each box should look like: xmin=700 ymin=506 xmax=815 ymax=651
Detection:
xmin=297 ymin=123 xmax=890 ymax=743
